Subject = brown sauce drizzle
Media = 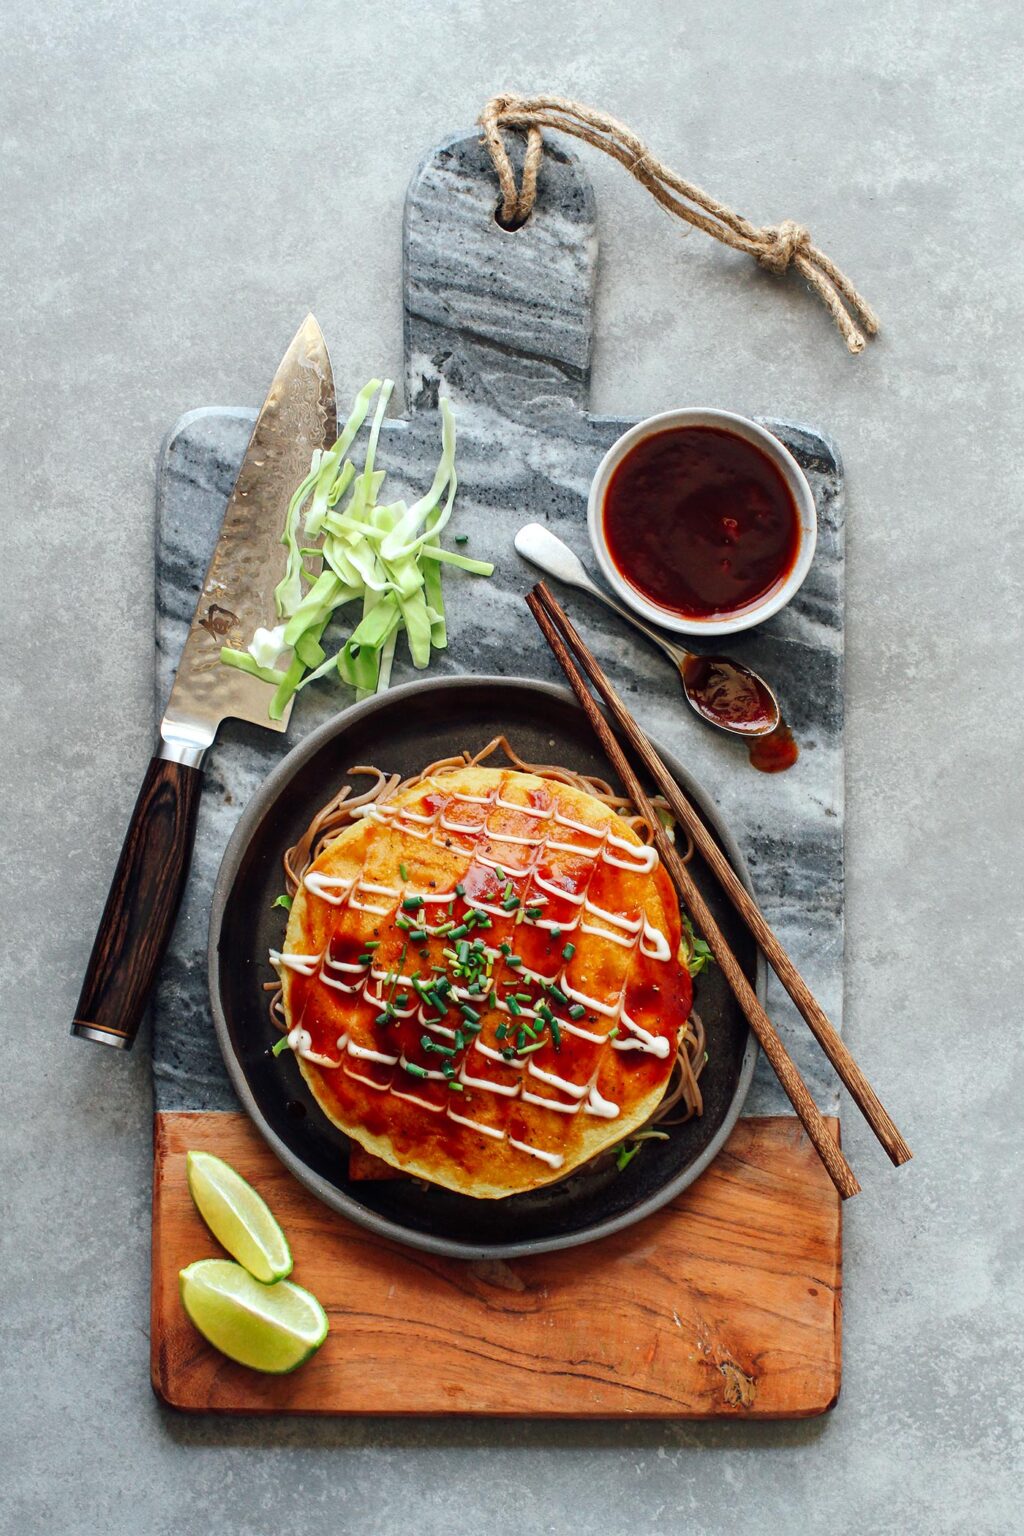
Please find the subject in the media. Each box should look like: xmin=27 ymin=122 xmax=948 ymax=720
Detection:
xmin=748 ymin=718 xmax=799 ymax=773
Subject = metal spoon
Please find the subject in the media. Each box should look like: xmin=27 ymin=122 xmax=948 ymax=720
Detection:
xmin=514 ymin=522 xmax=781 ymax=739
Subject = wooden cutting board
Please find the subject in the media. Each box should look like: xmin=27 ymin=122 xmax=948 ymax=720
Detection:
xmin=151 ymin=129 xmax=847 ymax=1416
xmin=152 ymin=1112 xmax=841 ymax=1416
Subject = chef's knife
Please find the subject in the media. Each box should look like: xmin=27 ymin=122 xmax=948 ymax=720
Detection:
xmin=72 ymin=314 xmax=336 ymax=1049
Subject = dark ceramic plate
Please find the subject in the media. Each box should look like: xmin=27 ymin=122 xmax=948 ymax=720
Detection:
xmin=209 ymin=676 xmax=761 ymax=1259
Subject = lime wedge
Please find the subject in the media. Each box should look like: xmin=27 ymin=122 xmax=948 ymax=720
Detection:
xmin=186 ymin=1150 xmax=292 ymax=1283
xmin=179 ymin=1260 xmax=328 ymax=1373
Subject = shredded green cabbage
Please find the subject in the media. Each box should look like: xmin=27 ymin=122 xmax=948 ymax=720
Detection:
xmin=221 ymin=381 xmax=492 ymax=712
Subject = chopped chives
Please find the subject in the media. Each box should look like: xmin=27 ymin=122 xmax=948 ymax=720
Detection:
xmin=365 ymin=940 xmax=380 ymax=949
xmin=501 ymin=1048 xmax=515 ymax=1061
xmin=514 ymin=993 xmax=531 ymax=1003
xmin=550 ymin=1019 xmax=562 ymax=1050
xmin=399 ymin=862 xmax=408 ymax=881
xmin=271 ymin=1035 xmax=291 ymax=1057
xmin=403 ymin=1061 xmax=428 ymax=1079
xmin=435 ymin=920 xmax=455 ymax=936
xmin=568 ymin=1003 xmax=586 ymax=1020
xmin=455 ymin=882 xmax=465 ymax=896
xmin=549 ymin=984 xmax=569 ymax=1004
xmin=495 ymin=1024 xmax=508 ymax=1040
xmin=357 ymin=953 xmax=373 ymax=964
xmin=525 ymin=906 xmax=544 ymax=919
xmin=421 ymin=1035 xmax=455 ymax=1056
xmin=374 ymin=1011 xmax=392 ymax=1026
xmin=455 ymin=535 xmax=469 ymax=545
xmin=453 ymin=1030 xmax=466 ymax=1049
xmin=442 ymin=1059 xmax=456 ymax=1078
xmin=507 ymin=954 xmax=522 ymax=967
xmin=609 ymin=1026 xmax=619 ymax=1038
xmin=562 ymin=943 xmax=576 ymax=960
xmin=499 ymin=942 xmax=512 ymax=956
xmin=402 ymin=895 xmax=424 ymax=912
xmin=451 ymin=924 xmax=470 ymax=941
xmin=459 ymin=1004 xmax=480 ymax=1023
xmin=501 ymin=895 xmax=519 ymax=911
xmin=396 ymin=915 xmax=413 ymax=930
xmin=507 ymin=996 xmax=522 ymax=1016
xmin=409 ymin=928 xmax=427 ymax=942
xmin=448 ymin=1080 xmax=465 ymax=1092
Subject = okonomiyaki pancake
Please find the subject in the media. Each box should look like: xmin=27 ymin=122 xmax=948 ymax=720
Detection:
xmin=274 ymin=765 xmax=693 ymax=1197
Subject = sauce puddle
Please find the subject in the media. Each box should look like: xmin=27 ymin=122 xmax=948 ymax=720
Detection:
xmin=748 ymin=718 xmax=799 ymax=773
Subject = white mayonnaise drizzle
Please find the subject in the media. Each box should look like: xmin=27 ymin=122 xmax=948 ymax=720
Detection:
xmin=347 ymin=1040 xmax=399 ymax=1066
xmin=270 ymin=949 xmax=321 ymax=977
xmin=476 ymin=850 xmax=531 ymax=875
xmin=399 ymin=1054 xmax=449 ymax=1082
xmin=560 ymin=974 xmax=622 ymax=1018
xmin=392 ymin=1087 xmax=445 ymax=1114
xmin=303 ymin=871 xmax=355 ymax=905
xmin=447 ymin=1107 xmax=505 ymax=1139
xmin=494 ymin=792 xmax=552 ymax=818
xmin=343 ymin=1064 xmax=390 ymax=1090
xmin=527 ymin=1061 xmax=587 ymax=1098
xmin=475 ymin=1038 xmax=527 ymax=1067
xmin=439 ymin=810 xmax=484 ymax=835
xmin=613 ymin=1005 xmax=671 ymax=1059
xmin=285 ymin=1026 xmax=339 ymax=1068
xmin=458 ymin=1062 xmax=521 ymax=1096
xmin=545 ymin=838 xmax=600 ymax=859
xmin=285 ymin=777 xmax=679 ymax=1167
xmin=508 ymin=1136 xmax=564 ymax=1169
xmin=639 ymin=918 xmax=672 ymax=961
xmin=584 ymin=899 xmax=642 ymax=932
xmin=586 ymin=1084 xmax=620 ymax=1118
xmin=522 ymin=1089 xmax=579 ymax=1115
xmin=604 ymin=831 xmax=658 ymax=873
xmin=532 ymin=869 xmax=586 ymax=904
xmin=552 ymin=808 xmax=605 ymax=836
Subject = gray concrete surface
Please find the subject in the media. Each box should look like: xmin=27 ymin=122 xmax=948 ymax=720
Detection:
xmin=2 ymin=2 xmax=1020 ymax=1532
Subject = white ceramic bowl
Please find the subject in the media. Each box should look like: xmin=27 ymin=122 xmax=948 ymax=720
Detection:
xmin=587 ymin=407 xmax=817 ymax=637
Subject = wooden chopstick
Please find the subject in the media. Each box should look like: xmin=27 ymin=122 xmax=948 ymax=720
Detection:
xmin=532 ymin=580 xmax=911 ymax=1171
xmin=527 ymin=584 xmax=861 ymax=1201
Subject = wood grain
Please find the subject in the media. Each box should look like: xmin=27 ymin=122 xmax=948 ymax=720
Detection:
xmin=73 ymin=755 xmax=202 ymax=1048
xmin=532 ymin=581 xmax=911 ymax=1168
xmin=152 ymin=1111 xmax=841 ymax=1418
xmin=527 ymin=584 xmax=860 ymax=1200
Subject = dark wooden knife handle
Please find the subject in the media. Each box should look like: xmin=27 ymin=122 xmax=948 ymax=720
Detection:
xmin=72 ymin=756 xmax=203 ymax=1050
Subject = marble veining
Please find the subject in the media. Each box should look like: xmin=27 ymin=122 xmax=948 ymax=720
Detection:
xmin=154 ymin=134 xmax=844 ymax=1117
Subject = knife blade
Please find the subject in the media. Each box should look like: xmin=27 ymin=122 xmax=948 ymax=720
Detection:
xmin=72 ymin=314 xmax=336 ymax=1050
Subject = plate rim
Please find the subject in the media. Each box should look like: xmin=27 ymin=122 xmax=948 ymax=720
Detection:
xmin=208 ymin=674 xmax=762 ymax=1259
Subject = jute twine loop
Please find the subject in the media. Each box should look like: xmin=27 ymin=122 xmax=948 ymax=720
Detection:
xmin=479 ymin=93 xmax=879 ymax=355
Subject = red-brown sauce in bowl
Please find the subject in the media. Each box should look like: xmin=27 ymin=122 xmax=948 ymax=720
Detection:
xmin=603 ymin=426 xmax=801 ymax=620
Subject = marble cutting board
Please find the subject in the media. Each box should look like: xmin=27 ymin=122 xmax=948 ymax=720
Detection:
xmin=153 ymin=130 xmax=845 ymax=1122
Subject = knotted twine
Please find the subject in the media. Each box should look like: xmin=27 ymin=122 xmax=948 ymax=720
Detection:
xmin=479 ymin=93 xmax=879 ymax=355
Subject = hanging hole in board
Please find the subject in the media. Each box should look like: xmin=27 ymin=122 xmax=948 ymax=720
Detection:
xmin=494 ymin=197 xmax=531 ymax=233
